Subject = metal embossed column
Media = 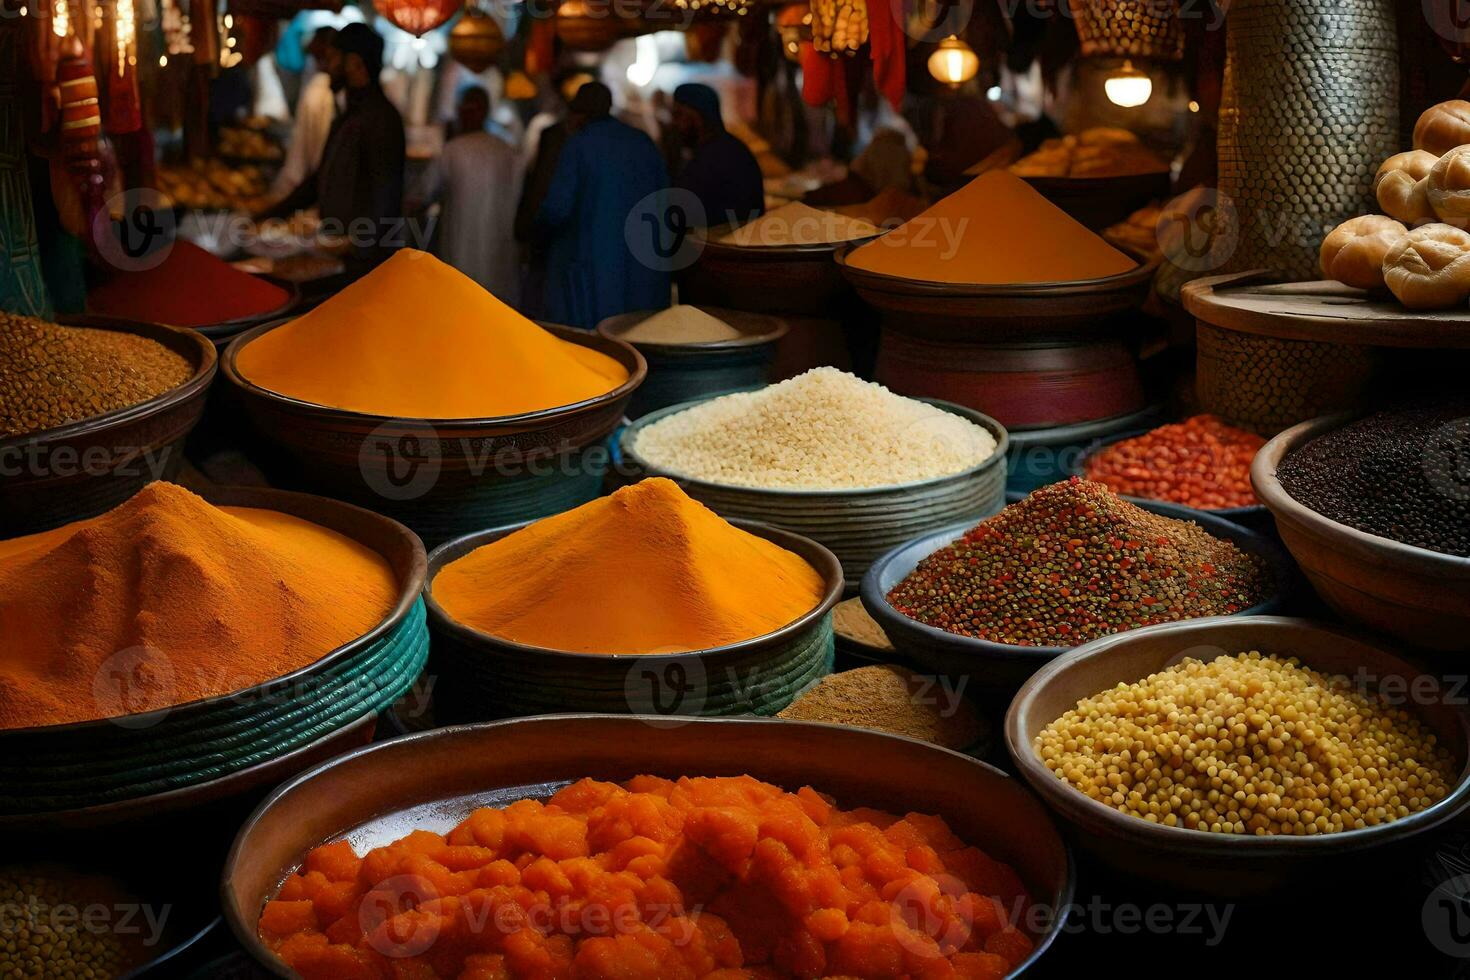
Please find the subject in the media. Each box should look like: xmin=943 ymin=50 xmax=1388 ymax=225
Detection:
xmin=1217 ymin=0 xmax=1398 ymax=280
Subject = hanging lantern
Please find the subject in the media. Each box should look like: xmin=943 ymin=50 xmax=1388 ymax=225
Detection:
xmin=1067 ymin=0 xmax=1183 ymax=62
xmin=1104 ymin=58 xmax=1152 ymax=107
xmin=374 ymin=0 xmax=460 ymax=37
xmin=927 ymin=34 xmax=978 ymax=87
xmin=555 ymin=0 xmax=625 ymax=52
xmin=450 ymin=5 xmax=504 ymax=73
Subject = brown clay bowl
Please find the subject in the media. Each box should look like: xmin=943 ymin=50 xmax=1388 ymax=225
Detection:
xmin=680 ymin=224 xmax=881 ymax=317
xmin=1006 ymin=616 xmax=1470 ymax=894
xmin=423 ymin=517 xmax=843 ymax=720
xmin=0 ymin=315 xmax=216 ymax=538
xmin=222 ymin=715 xmax=1074 ymax=977
xmin=1252 ymin=413 xmax=1470 ymax=651
xmin=835 ymin=245 xmax=1159 ymax=342
xmin=223 ymin=319 xmax=646 ymax=475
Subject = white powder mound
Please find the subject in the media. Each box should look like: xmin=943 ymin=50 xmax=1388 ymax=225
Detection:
xmin=631 ymin=367 xmax=998 ymax=490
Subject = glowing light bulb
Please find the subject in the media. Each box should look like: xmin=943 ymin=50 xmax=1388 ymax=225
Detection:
xmin=926 ymin=35 xmax=978 ymax=87
xmin=52 ymin=0 xmax=68 ymax=38
xmin=1105 ymin=60 xmax=1152 ymax=108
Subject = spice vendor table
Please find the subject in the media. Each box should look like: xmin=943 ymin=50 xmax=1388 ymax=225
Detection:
xmin=1184 ymin=271 xmax=1470 ymax=435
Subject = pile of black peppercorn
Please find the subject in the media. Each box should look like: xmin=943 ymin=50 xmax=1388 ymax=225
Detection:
xmin=1277 ymin=403 xmax=1470 ymax=557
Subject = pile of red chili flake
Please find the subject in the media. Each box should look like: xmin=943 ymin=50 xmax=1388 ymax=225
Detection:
xmin=886 ymin=479 xmax=1271 ymax=647
xmin=1083 ymin=415 xmax=1264 ymax=510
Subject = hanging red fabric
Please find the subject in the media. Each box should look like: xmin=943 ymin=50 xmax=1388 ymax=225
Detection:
xmin=870 ymin=0 xmax=905 ymax=109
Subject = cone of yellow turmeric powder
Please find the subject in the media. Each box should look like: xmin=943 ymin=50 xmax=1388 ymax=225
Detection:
xmin=233 ymin=249 xmax=630 ymax=419
xmin=0 ymin=481 xmax=402 ymax=729
xmin=433 ymin=478 xmax=826 ymax=653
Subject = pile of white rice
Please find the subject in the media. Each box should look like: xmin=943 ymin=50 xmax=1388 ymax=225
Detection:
xmin=631 ymin=368 xmax=998 ymax=490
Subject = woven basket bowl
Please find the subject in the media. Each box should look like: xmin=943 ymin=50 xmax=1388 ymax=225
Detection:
xmin=0 ymin=315 xmax=216 ymax=538
xmin=1252 ymin=413 xmax=1470 ymax=651
xmin=423 ymin=518 xmax=843 ymax=721
xmin=1006 ymin=616 xmax=1470 ymax=894
xmin=222 ymin=715 xmax=1074 ymax=977
xmin=0 ymin=486 xmax=427 ymax=819
xmin=621 ymin=396 xmax=1009 ymax=589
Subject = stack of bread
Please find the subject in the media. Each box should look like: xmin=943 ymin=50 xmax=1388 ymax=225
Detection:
xmin=1010 ymin=128 xmax=1168 ymax=179
xmin=1321 ymin=100 xmax=1470 ymax=309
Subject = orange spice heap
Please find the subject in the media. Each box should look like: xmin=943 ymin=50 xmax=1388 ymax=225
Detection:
xmin=0 ymin=482 xmax=397 ymax=728
xmin=846 ymin=170 xmax=1137 ymax=285
xmin=432 ymin=478 xmax=825 ymax=654
xmin=235 ymin=250 xmax=628 ymax=419
xmin=259 ymin=774 xmax=1037 ymax=980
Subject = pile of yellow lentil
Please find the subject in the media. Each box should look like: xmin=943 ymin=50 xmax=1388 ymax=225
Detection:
xmin=0 ymin=870 xmax=138 ymax=979
xmin=1035 ymin=651 xmax=1457 ymax=835
xmin=0 ymin=314 xmax=193 ymax=438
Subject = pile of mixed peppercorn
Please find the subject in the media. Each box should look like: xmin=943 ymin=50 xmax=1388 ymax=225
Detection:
xmin=886 ymin=478 xmax=1272 ymax=647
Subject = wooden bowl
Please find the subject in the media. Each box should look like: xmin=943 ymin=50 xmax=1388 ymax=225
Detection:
xmin=861 ymin=501 xmax=1293 ymax=690
xmin=622 ymin=397 xmax=1009 ymax=589
xmin=423 ymin=518 xmax=843 ymax=721
xmin=835 ymin=246 xmax=1159 ymax=343
xmin=0 ymin=486 xmax=426 ymax=815
xmin=1252 ymin=413 xmax=1470 ymax=651
xmin=223 ymin=320 xmax=646 ymax=545
xmin=221 ymin=715 xmax=1074 ymax=977
xmin=1019 ymin=171 xmax=1171 ymax=231
xmin=680 ymin=224 xmax=880 ymax=317
xmin=0 ymin=315 xmax=216 ymax=538
xmin=1005 ymin=615 xmax=1470 ymax=893
xmin=597 ymin=307 xmax=786 ymax=419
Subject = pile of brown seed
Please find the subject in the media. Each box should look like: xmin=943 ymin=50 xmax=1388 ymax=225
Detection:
xmin=0 ymin=870 xmax=135 ymax=978
xmin=777 ymin=664 xmax=986 ymax=749
xmin=0 ymin=314 xmax=193 ymax=438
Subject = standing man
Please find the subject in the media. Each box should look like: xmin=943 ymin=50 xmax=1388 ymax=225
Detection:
xmin=271 ymin=26 xmax=338 ymax=197
xmin=262 ymin=23 xmax=406 ymax=277
xmin=418 ymin=86 xmax=521 ymax=302
xmin=669 ymin=83 xmax=764 ymax=228
xmin=533 ymin=82 xmax=669 ymax=330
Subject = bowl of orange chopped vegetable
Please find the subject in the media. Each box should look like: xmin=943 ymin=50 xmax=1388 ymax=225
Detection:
xmin=223 ymin=715 xmax=1072 ymax=978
